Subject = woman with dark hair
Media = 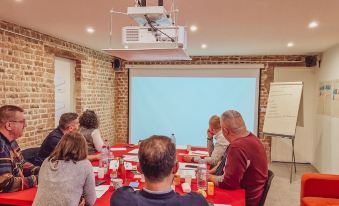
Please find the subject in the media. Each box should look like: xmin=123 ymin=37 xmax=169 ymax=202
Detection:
xmin=32 ymin=132 xmax=96 ymax=206
xmin=78 ymin=110 xmax=104 ymax=154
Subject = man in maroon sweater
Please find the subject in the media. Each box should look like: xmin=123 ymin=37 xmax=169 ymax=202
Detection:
xmin=208 ymin=110 xmax=268 ymax=206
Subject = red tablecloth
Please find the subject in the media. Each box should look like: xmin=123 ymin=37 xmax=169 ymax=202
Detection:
xmin=0 ymin=144 xmax=245 ymax=206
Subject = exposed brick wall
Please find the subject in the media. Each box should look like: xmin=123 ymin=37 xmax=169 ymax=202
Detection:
xmin=113 ymin=61 xmax=129 ymax=144
xmin=115 ymin=56 xmax=308 ymax=161
xmin=0 ymin=20 xmax=309 ymax=161
xmin=0 ymin=20 xmax=115 ymax=148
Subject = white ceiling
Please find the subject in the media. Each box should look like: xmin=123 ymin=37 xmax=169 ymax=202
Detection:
xmin=1 ymin=0 xmax=339 ymax=56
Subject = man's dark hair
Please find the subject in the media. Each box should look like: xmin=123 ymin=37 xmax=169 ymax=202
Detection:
xmin=79 ymin=110 xmax=99 ymax=129
xmin=59 ymin=113 xmax=78 ymax=130
xmin=0 ymin=105 xmax=24 ymax=125
xmin=138 ymin=135 xmax=176 ymax=182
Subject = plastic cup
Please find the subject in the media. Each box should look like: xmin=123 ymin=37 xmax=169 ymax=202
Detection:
xmin=140 ymin=174 xmax=145 ymax=183
xmin=184 ymin=174 xmax=192 ymax=185
xmin=98 ymin=167 xmax=105 ymax=179
xmin=111 ymin=178 xmax=123 ymax=189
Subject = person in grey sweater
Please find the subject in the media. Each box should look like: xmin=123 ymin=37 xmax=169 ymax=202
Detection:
xmin=183 ymin=115 xmax=229 ymax=167
xmin=33 ymin=132 xmax=96 ymax=206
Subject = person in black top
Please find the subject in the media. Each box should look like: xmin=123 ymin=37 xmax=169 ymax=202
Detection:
xmin=33 ymin=113 xmax=79 ymax=166
xmin=110 ymin=135 xmax=208 ymax=206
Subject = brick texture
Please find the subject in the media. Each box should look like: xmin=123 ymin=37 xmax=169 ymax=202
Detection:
xmin=1 ymin=20 xmax=309 ymax=161
xmin=0 ymin=21 xmax=115 ymax=147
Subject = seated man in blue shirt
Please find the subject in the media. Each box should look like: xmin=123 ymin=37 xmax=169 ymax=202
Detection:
xmin=110 ymin=135 xmax=208 ymax=206
xmin=33 ymin=113 xmax=79 ymax=166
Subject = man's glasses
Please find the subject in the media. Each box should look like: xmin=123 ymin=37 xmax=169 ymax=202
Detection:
xmin=9 ymin=120 xmax=26 ymax=125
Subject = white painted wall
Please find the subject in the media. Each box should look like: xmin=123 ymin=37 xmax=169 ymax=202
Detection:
xmin=272 ymin=67 xmax=317 ymax=163
xmin=313 ymin=44 xmax=339 ymax=173
xmin=54 ymin=57 xmax=75 ymax=127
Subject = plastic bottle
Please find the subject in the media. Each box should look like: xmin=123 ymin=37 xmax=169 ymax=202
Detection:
xmin=170 ymin=133 xmax=176 ymax=145
xmin=100 ymin=140 xmax=110 ymax=173
xmin=118 ymin=158 xmax=126 ymax=183
xmin=197 ymin=163 xmax=207 ymax=190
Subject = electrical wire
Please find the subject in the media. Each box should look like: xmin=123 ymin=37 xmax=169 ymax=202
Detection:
xmin=109 ymin=10 xmax=113 ymax=48
xmin=144 ymin=15 xmax=175 ymax=42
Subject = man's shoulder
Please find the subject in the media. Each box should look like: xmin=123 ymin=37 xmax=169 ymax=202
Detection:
xmin=48 ymin=128 xmax=63 ymax=138
xmin=110 ymin=186 xmax=137 ymax=205
xmin=232 ymin=133 xmax=259 ymax=145
xmin=43 ymin=128 xmax=63 ymax=143
xmin=0 ymin=141 xmax=9 ymax=157
xmin=0 ymin=135 xmax=11 ymax=156
xmin=0 ymin=136 xmax=6 ymax=147
xmin=179 ymin=192 xmax=209 ymax=205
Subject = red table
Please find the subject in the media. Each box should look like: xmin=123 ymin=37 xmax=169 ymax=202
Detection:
xmin=0 ymin=144 xmax=245 ymax=206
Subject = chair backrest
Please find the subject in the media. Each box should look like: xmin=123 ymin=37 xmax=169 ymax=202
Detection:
xmin=258 ymin=169 xmax=275 ymax=206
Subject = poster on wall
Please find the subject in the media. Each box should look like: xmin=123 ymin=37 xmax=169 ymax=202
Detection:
xmin=332 ymin=80 xmax=339 ymax=117
xmin=318 ymin=82 xmax=325 ymax=114
xmin=318 ymin=81 xmax=333 ymax=116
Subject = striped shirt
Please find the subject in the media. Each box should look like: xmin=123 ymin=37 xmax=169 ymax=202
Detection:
xmin=0 ymin=132 xmax=39 ymax=192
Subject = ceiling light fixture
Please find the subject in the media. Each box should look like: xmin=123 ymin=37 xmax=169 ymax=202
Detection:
xmin=14 ymin=0 xmax=23 ymax=2
xmin=86 ymin=27 xmax=95 ymax=34
xmin=201 ymin=44 xmax=207 ymax=49
xmin=287 ymin=42 xmax=294 ymax=47
xmin=308 ymin=21 xmax=319 ymax=29
xmin=190 ymin=25 xmax=198 ymax=32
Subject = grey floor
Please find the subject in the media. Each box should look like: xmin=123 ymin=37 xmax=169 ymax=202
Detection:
xmin=265 ymin=162 xmax=318 ymax=206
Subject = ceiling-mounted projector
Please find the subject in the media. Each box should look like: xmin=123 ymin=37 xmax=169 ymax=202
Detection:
xmin=102 ymin=1 xmax=191 ymax=61
xmin=122 ymin=26 xmax=187 ymax=49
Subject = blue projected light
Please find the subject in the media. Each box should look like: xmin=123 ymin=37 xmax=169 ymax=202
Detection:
xmin=130 ymin=77 xmax=257 ymax=146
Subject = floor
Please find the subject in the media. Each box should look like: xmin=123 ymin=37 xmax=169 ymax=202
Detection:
xmin=265 ymin=162 xmax=318 ymax=206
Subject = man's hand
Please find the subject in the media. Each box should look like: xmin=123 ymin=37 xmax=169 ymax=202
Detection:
xmin=208 ymin=160 xmax=221 ymax=174
xmin=208 ymin=174 xmax=216 ymax=184
xmin=87 ymin=153 xmax=101 ymax=161
xmin=183 ymin=155 xmax=193 ymax=162
xmin=79 ymin=197 xmax=85 ymax=206
xmin=207 ymin=128 xmax=214 ymax=139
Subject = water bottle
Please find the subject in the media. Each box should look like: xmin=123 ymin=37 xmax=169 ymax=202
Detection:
xmin=170 ymin=133 xmax=176 ymax=145
xmin=197 ymin=163 xmax=207 ymax=190
xmin=100 ymin=140 xmax=110 ymax=173
xmin=118 ymin=158 xmax=126 ymax=183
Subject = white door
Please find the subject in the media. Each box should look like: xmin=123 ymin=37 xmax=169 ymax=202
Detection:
xmin=271 ymin=67 xmax=316 ymax=163
xmin=54 ymin=57 xmax=75 ymax=127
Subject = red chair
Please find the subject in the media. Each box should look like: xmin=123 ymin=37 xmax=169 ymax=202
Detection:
xmin=301 ymin=173 xmax=339 ymax=206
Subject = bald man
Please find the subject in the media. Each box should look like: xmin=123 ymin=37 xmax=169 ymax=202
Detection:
xmin=208 ymin=110 xmax=268 ymax=206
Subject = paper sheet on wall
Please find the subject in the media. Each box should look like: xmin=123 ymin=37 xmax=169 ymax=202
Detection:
xmin=332 ymin=80 xmax=339 ymax=117
xmin=318 ymin=81 xmax=333 ymax=116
